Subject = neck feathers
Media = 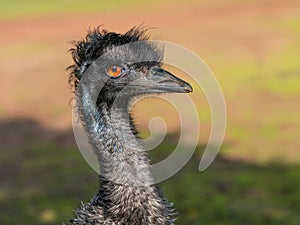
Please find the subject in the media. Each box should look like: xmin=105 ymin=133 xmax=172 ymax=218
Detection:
xmin=73 ymin=83 xmax=175 ymax=224
xmin=76 ymin=83 xmax=153 ymax=185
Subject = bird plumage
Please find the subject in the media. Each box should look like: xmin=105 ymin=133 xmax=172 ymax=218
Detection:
xmin=67 ymin=26 xmax=192 ymax=225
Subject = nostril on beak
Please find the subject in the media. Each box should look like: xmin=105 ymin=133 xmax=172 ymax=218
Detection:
xmin=149 ymin=66 xmax=193 ymax=93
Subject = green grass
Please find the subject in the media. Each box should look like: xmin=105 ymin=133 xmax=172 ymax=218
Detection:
xmin=214 ymin=45 xmax=300 ymax=97
xmin=1 ymin=138 xmax=300 ymax=225
xmin=3 ymin=0 xmax=293 ymax=21
xmin=1 ymin=0 xmax=300 ymax=224
xmin=0 ymin=0 xmax=196 ymax=20
xmin=0 ymin=0 xmax=168 ymax=20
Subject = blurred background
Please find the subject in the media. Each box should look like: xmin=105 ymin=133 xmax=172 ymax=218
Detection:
xmin=1 ymin=0 xmax=300 ymax=224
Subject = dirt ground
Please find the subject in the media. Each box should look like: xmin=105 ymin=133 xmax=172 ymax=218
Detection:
xmin=1 ymin=0 xmax=300 ymax=162
xmin=1 ymin=2 xmax=300 ymax=224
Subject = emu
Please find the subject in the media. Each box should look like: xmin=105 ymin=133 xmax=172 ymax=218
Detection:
xmin=67 ymin=26 xmax=192 ymax=225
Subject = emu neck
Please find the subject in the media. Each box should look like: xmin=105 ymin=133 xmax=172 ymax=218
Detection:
xmin=96 ymin=102 xmax=154 ymax=186
xmin=76 ymin=84 xmax=174 ymax=224
xmin=76 ymin=84 xmax=154 ymax=186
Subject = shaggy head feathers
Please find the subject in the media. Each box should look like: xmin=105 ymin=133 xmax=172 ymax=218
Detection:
xmin=68 ymin=26 xmax=162 ymax=89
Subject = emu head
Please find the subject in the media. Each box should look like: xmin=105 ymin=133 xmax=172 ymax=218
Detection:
xmin=68 ymin=27 xmax=192 ymax=106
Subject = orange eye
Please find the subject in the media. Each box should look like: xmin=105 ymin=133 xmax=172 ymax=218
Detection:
xmin=106 ymin=65 xmax=124 ymax=78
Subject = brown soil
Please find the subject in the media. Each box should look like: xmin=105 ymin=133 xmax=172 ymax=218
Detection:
xmin=0 ymin=0 xmax=299 ymax=162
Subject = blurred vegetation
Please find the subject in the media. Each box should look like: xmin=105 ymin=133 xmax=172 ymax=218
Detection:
xmin=0 ymin=125 xmax=299 ymax=225
xmin=0 ymin=0 xmax=167 ymax=20
xmin=1 ymin=0 xmax=300 ymax=224
xmin=0 ymin=0 xmax=116 ymax=19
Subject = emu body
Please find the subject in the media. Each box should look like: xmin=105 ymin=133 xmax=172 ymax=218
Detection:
xmin=67 ymin=27 xmax=192 ymax=225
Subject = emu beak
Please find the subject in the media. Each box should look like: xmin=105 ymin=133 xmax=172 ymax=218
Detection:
xmin=148 ymin=67 xmax=193 ymax=93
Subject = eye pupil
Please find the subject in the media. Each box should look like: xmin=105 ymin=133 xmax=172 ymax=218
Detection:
xmin=107 ymin=65 xmax=124 ymax=78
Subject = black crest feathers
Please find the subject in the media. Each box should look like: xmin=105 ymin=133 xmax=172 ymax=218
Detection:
xmin=67 ymin=26 xmax=150 ymax=89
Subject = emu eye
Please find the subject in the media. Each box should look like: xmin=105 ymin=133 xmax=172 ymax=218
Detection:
xmin=106 ymin=65 xmax=125 ymax=78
